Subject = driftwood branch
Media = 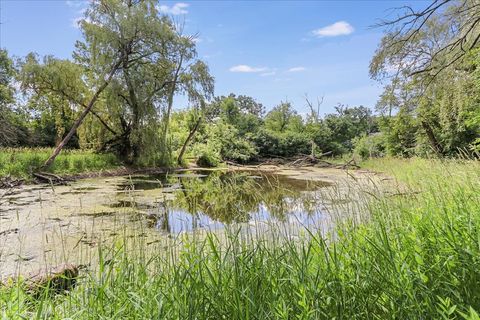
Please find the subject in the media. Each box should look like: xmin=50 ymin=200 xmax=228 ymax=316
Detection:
xmin=32 ymin=172 xmax=71 ymax=185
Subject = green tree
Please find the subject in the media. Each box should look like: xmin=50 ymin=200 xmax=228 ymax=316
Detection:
xmin=264 ymin=101 xmax=303 ymax=133
xmin=20 ymin=55 xmax=93 ymax=148
xmin=0 ymin=50 xmax=30 ymax=146
xmin=19 ymin=0 xmax=213 ymax=168
xmin=380 ymin=108 xmax=417 ymax=157
xmin=371 ymin=3 xmax=480 ymax=157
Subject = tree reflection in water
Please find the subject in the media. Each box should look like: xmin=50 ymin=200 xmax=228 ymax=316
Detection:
xmin=147 ymin=171 xmax=327 ymax=233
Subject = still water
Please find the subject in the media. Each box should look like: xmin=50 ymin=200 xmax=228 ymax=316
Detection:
xmin=111 ymin=171 xmax=332 ymax=234
xmin=1 ymin=168 xmax=364 ymax=276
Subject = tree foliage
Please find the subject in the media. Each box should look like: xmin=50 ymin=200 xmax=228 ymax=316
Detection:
xmin=371 ymin=0 xmax=480 ymax=157
xmin=2 ymin=0 xmax=478 ymax=169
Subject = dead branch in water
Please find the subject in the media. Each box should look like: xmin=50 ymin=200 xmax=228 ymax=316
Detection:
xmin=0 ymin=176 xmax=24 ymax=206
xmin=226 ymin=153 xmax=360 ymax=170
xmin=0 ymin=176 xmax=24 ymax=189
xmin=32 ymin=172 xmax=72 ymax=185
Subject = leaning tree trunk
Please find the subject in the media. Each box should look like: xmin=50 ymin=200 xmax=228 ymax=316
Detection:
xmin=177 ymin=117 xmax=202 ymax=165
xmin=41 ymin=60 xmax=122 ymax=170
xmin=421 ymin=120 xmax=443 ymax=157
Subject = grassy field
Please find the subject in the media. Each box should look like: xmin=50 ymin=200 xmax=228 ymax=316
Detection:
xmin=0 ymin=148 xmax=120 ymax=179
xmin=1 ymin=158 xmax=480 ymax=319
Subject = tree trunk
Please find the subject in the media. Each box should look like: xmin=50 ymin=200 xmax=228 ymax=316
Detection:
xmin=177 ymin=117 xmax=201 ymax=165
xmin=161 ymin=55 xmax=184 ymax=160
xmin=41 ymin=60 xmax=122 ymax=169
xmin=421 ymin=120 xmax=443 ymax=156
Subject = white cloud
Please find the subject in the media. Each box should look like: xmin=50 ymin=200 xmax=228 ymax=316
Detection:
xmin=157 ymin=3 xmax=189 ymax=15
xmin=229 ymin=65 xmax=267 ymax=73
xmin=312 ymin=21 xmax=354 ymax=37
xmin=288 ymin=67 xmax=306 ymax=72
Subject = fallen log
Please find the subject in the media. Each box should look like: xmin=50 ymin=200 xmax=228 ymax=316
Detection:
xmin=0 ymin=176 xmax=24 ymax=189
xmin=336 ymin=158 xmax=360 ymax=170
xmin=25 ymin=263 xmax=79 ymax=296
xmin=287 ymin=155 xmax=319 ymax=167
xmin=32 ymin=172 xmax=71 ymax=185
xmin=224 ymin=154 xmax=361 ymax=171
xmin=0 ymin=263 xmax=80 ymax=298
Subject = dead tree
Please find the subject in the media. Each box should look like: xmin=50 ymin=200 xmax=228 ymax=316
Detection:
xmin=304 ymin=94 xmax=324 ymax=158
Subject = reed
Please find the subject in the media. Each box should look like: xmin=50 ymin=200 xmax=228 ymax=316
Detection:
xmin=0 ymin=148 xmax=119 ymax=179
xmin=1 ymin=158 xmax=479 ymax=319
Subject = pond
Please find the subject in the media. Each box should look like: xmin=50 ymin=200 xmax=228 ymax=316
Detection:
xmin=113 ymin=171 xmax=332 ymax=234
xmin=0 ymin=167 xmax=371 ymax=277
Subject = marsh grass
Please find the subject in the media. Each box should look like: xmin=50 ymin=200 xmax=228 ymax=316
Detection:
xmin=1 ymin=158 xmax=480 ymax=319
xmin=0 ymin=148 xmax=119 ymax=179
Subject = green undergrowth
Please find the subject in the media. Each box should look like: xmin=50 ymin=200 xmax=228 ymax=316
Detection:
xmin=1 ymin=158 xmax=480 ymax=319
xmin=0 ymin=148 xmax=120 ymax=179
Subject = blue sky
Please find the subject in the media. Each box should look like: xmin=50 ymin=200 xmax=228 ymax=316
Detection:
xmin=0 ymin=0 xmax=427 ymax=115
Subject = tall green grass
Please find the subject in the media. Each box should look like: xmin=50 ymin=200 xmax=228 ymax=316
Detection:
xmin=0 ymin=148 xmax=119 ymax=179
xmin=1 ymin=158 xmax=480 ymax=319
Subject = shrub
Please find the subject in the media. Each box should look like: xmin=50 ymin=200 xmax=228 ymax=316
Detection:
xmin=353 ymin=133 xmax=385 ymax=159
xmin=205 ymin=122 xmax=258 ymax=163
xmin=193 ymin=144 xmax=221 ymax=167
xmin=255 ymin=129 xmax=311 ymax=158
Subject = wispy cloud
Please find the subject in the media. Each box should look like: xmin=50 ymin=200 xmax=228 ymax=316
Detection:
xmin=229 ymin=65 xmax=267 ymax=73
xmin=312 ymin=21 xmax=354 ymax=37
xmin=157 ymin=3 xmax=189 ymax=15
xmin=287 ymin=67 xmax=306 ymax=72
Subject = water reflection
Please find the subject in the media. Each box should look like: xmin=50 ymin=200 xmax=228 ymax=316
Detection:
xmin=117 ymin=171 xmax=331 ymax=234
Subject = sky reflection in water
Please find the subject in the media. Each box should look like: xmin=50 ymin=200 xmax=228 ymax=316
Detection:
xmin=116 ymin=171 xmax=332 ymax=234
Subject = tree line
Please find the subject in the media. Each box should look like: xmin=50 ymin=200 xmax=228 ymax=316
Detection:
xmin=0 ymin=0 xmax=479 ymax=169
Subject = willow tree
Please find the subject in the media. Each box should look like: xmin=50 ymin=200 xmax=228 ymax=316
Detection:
xmin=158 ymin=32 xmax=214 ymax=166
xmin=67 ymin=3 xmax=215 ymax=166
xmin=20 ymin=0 xmax=213 ymax=167
xmin=97 ymin=23 xmax=213 ymax=165
xmin=20 ymin=0 xmax=186 ymax=168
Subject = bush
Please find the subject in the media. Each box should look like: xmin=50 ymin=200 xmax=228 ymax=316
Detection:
xmin=353 ymin=133 xmax=385 ymax=159
xmin=220 ymin=137 xmax=257 ymax=163
xmin=205 ymin=122 xmax=258 ymax=163
xmin=255 ymin=129 xmax=311 ymax=158
xmin=193 ymin=144 xmax=221 ymax=167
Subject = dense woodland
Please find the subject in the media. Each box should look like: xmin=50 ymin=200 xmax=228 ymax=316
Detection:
xmin=0 ymin=0 xmax=479 ymax=170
